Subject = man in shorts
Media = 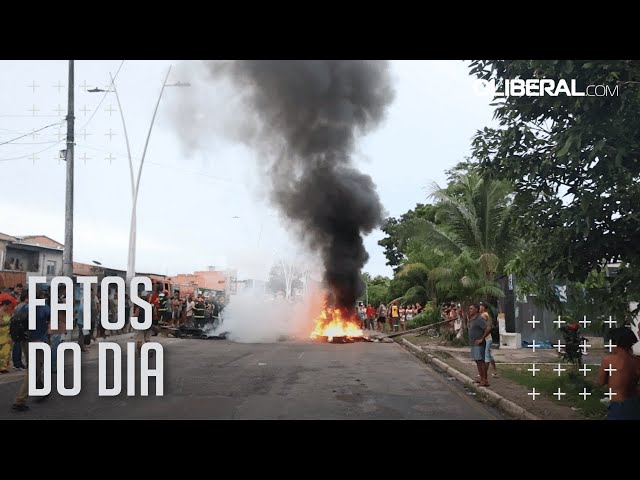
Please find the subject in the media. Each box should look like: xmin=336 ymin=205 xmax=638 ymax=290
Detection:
xmin=468 ymin=303 xmax=491 ymax=387
xmin=376 ymin=303 xmax=386 ymax=333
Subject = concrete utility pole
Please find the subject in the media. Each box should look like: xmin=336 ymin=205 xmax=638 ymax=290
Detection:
xmin=63 ymin=60 xmax=75 ymax=278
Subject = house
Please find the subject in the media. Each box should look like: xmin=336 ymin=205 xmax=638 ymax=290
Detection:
xmin=0 ymin=233 xmax=64 ymax=288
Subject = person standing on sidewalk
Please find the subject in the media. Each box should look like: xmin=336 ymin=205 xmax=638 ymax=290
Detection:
xmin=0 ymin=300 xmax=14 ymax=373
xmin=376 ymin=303 xmax=387 ymax=333
xmin=468 ymin=303 xmax=491 ymax=387
xmin=185 ymin=295 xmax=195 ymax=327
xmin=479 ymin=303 xmax=498 ymax=378
xmin=596 ymin=327 xmax=640 ymax=420
xmin=12 ymin=290 xmax=51 ymax=412
xmin=365 ymin=304 xmax=376 ymax=331
xmin=10 ymin=292 xmax=29 ymax=370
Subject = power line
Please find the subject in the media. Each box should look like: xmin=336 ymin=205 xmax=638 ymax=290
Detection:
xmin=77 ymin=60 xmax=125 ymax=133
xmin=0 ymin=120 xmax=65 ymax=146
xmin=0 ymin=60 xmax=125 ymax=163
xmin=0 ymin=140 xmax=64 ymax=162
xmin=3 ymin=141 xmax=59 ymax=145
xmin=0 ymin=139 xmax=239 ymax=185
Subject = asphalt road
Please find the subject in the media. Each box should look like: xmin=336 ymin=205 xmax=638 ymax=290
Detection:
xmin=0 ymin=335 xmax=501 ymax=420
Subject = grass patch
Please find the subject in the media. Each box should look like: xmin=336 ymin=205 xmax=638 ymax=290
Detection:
xmin=499 ymin=364 xmax=608 ymax=419
xmin=432 ymin=350 xmax=453 ymax=359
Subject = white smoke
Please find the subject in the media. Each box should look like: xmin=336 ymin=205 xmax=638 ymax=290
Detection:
xmin=207 ymin=283 xmax=326 ymax=343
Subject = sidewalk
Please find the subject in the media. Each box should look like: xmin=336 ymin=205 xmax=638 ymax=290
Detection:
xmin=398 ymin=333 xmax=608 ymax=420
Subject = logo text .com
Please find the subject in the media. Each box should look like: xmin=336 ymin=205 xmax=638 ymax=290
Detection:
xmin=473 ymin=79 xmax=619 ymax=97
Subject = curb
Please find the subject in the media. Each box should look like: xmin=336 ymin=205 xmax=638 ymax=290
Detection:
xmin=401 ymin=338 xmax=539 ymax=420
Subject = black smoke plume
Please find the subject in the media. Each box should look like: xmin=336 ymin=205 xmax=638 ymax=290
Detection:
xmin=202 ymin=60 xmax=395 ymax=309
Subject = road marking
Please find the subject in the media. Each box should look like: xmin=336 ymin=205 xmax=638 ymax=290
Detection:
xmin=298 ymin=352 xmax=305 ymax=359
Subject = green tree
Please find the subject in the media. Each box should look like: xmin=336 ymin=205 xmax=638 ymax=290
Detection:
xmin=469 ymin=60 xmax=640 ymax=320
xmin=360 ymin=272 xmax=391 ymax=306
xmin=378 ymin=203 xmax=440 ymax=271
xmin=405 ymin=171 xmax=515 ymax=280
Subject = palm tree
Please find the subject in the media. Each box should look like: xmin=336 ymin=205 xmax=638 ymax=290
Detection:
xmin=408 ymin=173 xmax=513 ymax=272
xmin=395 ymin=173 xmax=514 ymax=324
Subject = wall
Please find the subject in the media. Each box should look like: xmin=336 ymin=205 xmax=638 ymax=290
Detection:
xmin=515 ymin=296 xmax=558 ymax=343
xmin=496 ymin=274 xmax=516 ymax=333
xmin=0 ymin=271 xmax=26 ymax=289
xmin=194 ymin=270 xmax=227 ymax=290
xmin=497 ymin=273 xmax=558 ymax=343
xmin=0 ymin=240 xmax=8 ymax=270
xmin=39 ymin=250 xmax=63 ymax=276
xmin=3 ymin=247 xmax=38 ymax=272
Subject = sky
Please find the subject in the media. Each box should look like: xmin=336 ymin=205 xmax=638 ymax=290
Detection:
xmin=0 ymin=60 xmax=496 ymax=281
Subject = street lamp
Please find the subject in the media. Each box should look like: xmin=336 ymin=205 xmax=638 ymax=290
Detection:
xmin=89 ymin=66 xmax=190 ymax=287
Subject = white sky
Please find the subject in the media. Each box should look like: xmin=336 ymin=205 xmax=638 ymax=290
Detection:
xmin=0 ymin=60 xmax=495 ymax=281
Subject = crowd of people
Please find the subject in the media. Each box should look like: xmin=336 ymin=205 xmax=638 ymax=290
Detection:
xmin=0 ymin=281 xmax=228 ymax=412
xmin=357 ymin=302 xmax=424 ymax=333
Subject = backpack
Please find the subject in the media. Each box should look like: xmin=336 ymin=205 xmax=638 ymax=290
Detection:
xmin=10 ymin=305 xmax=29 ymax=342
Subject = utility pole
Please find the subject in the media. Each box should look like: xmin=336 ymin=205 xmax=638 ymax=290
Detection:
xmin=63 ymin=60 xmax=75 ymax=278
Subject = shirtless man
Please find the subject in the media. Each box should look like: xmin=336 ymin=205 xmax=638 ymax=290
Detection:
xmin=595 ymin=327 xmax=640 ymax=420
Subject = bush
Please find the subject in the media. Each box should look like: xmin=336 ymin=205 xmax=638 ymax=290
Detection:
xmin=406 ymin=308 xmax=441 ymax=330
xmin=406 ymin=312 xmax=430 ymax=329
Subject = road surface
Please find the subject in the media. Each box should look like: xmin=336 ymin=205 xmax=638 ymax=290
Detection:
xmin=0 ymin=334 xmax=501 ymax=419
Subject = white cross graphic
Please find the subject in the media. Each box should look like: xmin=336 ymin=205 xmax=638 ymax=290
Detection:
xmin=57 ymin=128 xmax=64 ymax=141
xmin=604 ymin=388 xmax=617 ymax=400
xmin=78 ymin=129 xmax=92 ymax=141
xmin=579 ymin=364 xmax=591 ymax=376
xmin=605 ymin=316 xmax=617 ymax=328
xmin=605 ymin=364 xmax=617 ymax=375
xmin=53 ymin=104 xmax=65 ymax=116
xmin=52 ymin=80 xmax=64 ymax=93
xmin=528 ymin=316 xmax=540 ymax=329
xmin=527 ymin=340 xmax=540 ymax=352
xmin=105 ymin=128 xmax=116 ymax=140
xmin=604 ymin=340 xmax=617 ymax=353
xmin=553 ymin=388 xmax=566 ymax=400
xmin=28 ymin=104 xmax=39 ymax=116
xmin=579 ymin=388 xmax=591 ymax=400
xmin=553 ymin=363 xmax=566 ymax=376
xmin=554 ymin=340 xmax=566 ymax=353
xmin=579 ymin=339 xmax=591 ymax=354
xmin=579 ymin=316 xmax=591 ymax=329
xmin=105 ymin=153 xmax=116 ymax=164
xmin=528 ymin=388 xmax=540 ymax=400
xmin=528 ymin=364 xmax=540 ymax=376
xmin=79 ymin=80 xmax=92 ymax=92
xmin=79 ymin=152 xmax=91 ymax=165
xmin=29 ymin=153 xmax=39 ymax=164
xmin=553 ymin=316 xmax=565 ymax=328
xmin=30 ymin=129 xmax=40 ymax=140
xmin=105 ymin=105 xmax=117 ymax=116
xmin=80 ymin=105 xmax=92 ymax=116
xmin=27 ymin=81 xmax=40 ymax=92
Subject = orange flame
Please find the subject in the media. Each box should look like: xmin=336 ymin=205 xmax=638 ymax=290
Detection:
xmin=310 ymin=307 xmax=363 ymax=340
